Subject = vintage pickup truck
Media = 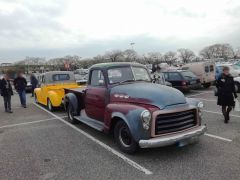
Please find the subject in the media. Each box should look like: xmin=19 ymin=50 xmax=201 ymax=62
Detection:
xmin=64 ymin=62 xmax=206 ymax=153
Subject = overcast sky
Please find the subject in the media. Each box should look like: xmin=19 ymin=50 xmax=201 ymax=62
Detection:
xmin=0 ymin=0 xmax=240 ymax=62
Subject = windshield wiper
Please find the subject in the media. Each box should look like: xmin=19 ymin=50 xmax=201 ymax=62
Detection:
xmin=119 ymin=79 xmax=135 ymax=84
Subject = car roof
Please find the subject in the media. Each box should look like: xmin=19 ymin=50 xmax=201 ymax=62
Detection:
xmin=163 ymin=69 xmax=188 ymax=73
xmin=90 ymin=62 xmax=146 ymax=69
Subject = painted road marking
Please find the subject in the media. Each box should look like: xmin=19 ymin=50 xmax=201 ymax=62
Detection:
xmin=203 ymin=110 xmax=240 ymax=118
xmin=33 ymin=103 xmax=153 ymax=175
xmin=0 ymin=117 xmax=58 ymax=129
xmin=205 ymin=133 xmax=232 ymax=142
xmin=197 ymin=98 xmax=217 ymax=102
xmin=187 ymin=91 xmax=212 ymax=98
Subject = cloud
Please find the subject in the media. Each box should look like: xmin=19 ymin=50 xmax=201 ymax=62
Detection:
xmin=0 ymin=0 xmax=240 ymax=62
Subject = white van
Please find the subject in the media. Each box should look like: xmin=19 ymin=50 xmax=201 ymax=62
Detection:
xmin=182 ymin=62 xmax=215 ymax=88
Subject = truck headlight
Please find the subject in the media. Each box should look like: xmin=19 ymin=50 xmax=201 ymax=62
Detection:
xmin=197 ymin=102 xmax=204 ymax=116
xmin=197 ymin=102 xmax=204 ymax=109
xmin=141 ymin=110 xmax=151 ymax=130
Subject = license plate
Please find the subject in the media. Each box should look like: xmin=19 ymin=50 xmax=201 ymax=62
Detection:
xmin=190 ymin=81 xmax=196 ymax=84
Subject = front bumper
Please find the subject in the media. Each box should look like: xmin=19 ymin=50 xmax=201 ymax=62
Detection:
xmin=139 ymin=125 xmax=206 ymax=148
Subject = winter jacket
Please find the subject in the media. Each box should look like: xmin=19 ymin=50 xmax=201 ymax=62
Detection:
xmin=14 ymin=76 xmax=27 ymax=91
xmin=0 ymin=78 xmax=13 ymax=96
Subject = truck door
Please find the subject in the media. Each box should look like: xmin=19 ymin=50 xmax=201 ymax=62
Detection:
xmin=85 ymin=69 xmax=107 ymax=121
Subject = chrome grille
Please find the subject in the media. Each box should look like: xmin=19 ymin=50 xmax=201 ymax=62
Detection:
xmin=155 ymin=109 xmax=197 ymax=135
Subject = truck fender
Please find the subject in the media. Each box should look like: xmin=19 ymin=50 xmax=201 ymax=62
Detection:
xmin=64 ymin=93 xmax=79 ymax=115
xmin=106 ymin=104 xmax=150 ymax=142
xmin=48 ymin=91 xmax=61 ymax=107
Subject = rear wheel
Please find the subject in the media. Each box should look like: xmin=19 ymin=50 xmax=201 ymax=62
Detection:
xmin=34 ymin=94 xmax=38 ymax=104
xmin=203 ymin=83 xmax=211 ymax=88
xmin=47 ymin=99 xmax=54 ymax=112
xmin=114 ymin=121 xmax=138 ymax=154
xmin=67 ymin=104 xmax=78 ymax=124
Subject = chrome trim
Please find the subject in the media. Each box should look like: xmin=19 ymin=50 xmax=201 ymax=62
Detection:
xmin=151 ymin=106 xmax=199 ymax=137
xmin=139 ymin=125 xmax=206 ymax=148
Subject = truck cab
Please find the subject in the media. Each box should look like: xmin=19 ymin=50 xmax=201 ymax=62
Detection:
xmin=64 ymin=62 xmax=206 ymax=153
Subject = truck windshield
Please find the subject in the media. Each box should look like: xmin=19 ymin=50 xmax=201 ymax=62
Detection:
xmin=108 ymin=66 xmax=151 ymax=84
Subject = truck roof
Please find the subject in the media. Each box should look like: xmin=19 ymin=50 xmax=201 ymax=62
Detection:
xmin=90 ymin=62 xmax=145 ymax=69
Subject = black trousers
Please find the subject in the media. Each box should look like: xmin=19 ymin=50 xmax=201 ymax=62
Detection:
xmin=3 ymin=94 xmax=11 ymax=111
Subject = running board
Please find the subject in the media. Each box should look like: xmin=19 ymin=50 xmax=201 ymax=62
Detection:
xmin=74 ymin=116 xmax=104 ymax=131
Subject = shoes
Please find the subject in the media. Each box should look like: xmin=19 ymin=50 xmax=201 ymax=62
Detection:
xmin=5 ymin=110 xmax=13 ymax=113
xmin=22 ymin=105 xmax=27 ymax=108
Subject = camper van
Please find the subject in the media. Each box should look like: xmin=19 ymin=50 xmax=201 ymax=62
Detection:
xmin=182 ymin=62 xmax=215 ymax=88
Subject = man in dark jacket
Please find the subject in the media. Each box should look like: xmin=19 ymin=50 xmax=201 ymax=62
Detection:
xmin=0 ymin=74 xmax=14 ymax=113
xmin=30 ymin=73 xmax=38 ymax=97
xmin=14 ymin=72 xmax=27 ymax=108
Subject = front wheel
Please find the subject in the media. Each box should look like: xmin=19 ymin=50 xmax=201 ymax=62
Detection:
xmin=114 ymin=121 xmax=138 ymax=154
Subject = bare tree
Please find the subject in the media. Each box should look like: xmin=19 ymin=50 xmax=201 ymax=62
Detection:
xmin=123 ymin=49 xmax=137 ymax=61
xmin=199 ymin=43 xmax=234 ymax=60
xmin=105 ymin=50 xmax=124 ymax=62
xmin=162 ymin=51 xmax=177 ymax=65
xmin=177 ymin=48 xmax=195 ymax=63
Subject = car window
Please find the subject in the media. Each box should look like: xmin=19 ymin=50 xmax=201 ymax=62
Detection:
xmin=168 ymin=72 xmax=182 ymax=81
xmin=210 ymin=65 xmax=214 ymax=72
xmin=53 ymin=74 xmax=70 ymax=81
xmin=90 ymin=70 xmax=105 ymax=86
xmin=108 ymin=67 xmax=134 ymax=84
xmin=163 ymin=73 xmax=169 ymax=80
xmin=181 ymin=71 xmax=197 ymax=79
xmin=205 ymin=66 xmax=209 ymax=73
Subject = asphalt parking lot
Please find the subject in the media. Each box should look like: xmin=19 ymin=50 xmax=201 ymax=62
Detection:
xmin=0 ymin=88 xmax=240 ymax=180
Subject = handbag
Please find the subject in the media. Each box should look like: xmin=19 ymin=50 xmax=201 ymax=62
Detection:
xmin=234 ymin=98 xmax=240 ymax=112
xmin=214 ymin=87 xmax=218 ymax=96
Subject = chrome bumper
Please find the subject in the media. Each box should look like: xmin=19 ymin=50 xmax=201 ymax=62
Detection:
xmin=139 ymin=125 xmax=207 ymax=148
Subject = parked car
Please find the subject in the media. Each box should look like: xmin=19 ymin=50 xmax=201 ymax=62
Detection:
xmin=163 ymin=70 xmax=201 ymax=92
xmin=234 ymin=77 xmax=240 ymax=93
xmin=24 ymin=75 xmax=32 ymax=92
xmin=64 ymin=62 xmax=206 ymax=154
xmin=216 ymin=64 xmax=240 ymax=78
xmin=34 ymin=71 xmax=80 ymax=111
xmin=182 ymin=62 xmax=215 ymax=88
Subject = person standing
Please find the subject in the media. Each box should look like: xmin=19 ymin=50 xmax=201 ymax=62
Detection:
xmin=30 ymin=73 xmax=38 ymax=97
xmin=0 ymin=74 xmax=13 ymax=113
xmin=216 ymin=66 xmax=238 ymax=123
xmin=14 ymin=72 xmax=27 ymax=108
xmin=153 ymin=66 xmax=166 ymax=85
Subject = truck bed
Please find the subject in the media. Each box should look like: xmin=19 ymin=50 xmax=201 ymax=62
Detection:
xmin=64 ymin=86 xmax=86 ymax=94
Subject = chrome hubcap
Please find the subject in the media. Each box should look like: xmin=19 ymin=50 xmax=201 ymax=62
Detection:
xmin=119 ymin=125 xmax=132 ymax=147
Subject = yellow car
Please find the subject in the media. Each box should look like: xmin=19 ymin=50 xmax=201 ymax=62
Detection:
xmin=34 ymin=71 xmax=80 ymax=111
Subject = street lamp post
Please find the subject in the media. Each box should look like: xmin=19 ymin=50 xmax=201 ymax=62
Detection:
xmin=130 ymin=42 xmax=135 ymax=51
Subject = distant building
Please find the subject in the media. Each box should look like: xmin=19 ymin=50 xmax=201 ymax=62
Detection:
xmin=0 ymin=63 xmax=12 ymax=67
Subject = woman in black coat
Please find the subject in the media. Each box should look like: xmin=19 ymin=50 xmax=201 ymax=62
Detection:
xmin=216 ymin=66 xmax=238 ymax=123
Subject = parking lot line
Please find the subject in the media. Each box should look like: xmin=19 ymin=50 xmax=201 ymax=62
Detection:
xmin=33 ymin=103 xmax=153 ymax=175
xmin=187 ymin=91 xmax=212 ymax=98
xmin=197 ymin=98 xmax=217 ymax=102
xmin=203 ymin=110 xmax=240 ymax=118
xmin=0 ymin=117 xmax=58 ymax=129
xmin=205 ymin=133 xmax=232 ymax=142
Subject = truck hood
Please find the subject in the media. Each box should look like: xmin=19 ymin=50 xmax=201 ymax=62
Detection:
xmin=110 ymin=82 xmax=186 ymax=109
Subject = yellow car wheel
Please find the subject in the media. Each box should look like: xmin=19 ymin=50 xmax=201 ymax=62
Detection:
xmin=47 ymin=99 xmax=54 ymax=112
xmin=34 ymin=94 xmax=38 ymax=104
